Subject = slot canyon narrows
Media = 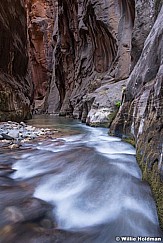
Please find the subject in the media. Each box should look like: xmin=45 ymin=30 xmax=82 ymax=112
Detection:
xmin=0 ymin=0 xmax=162 ymax=242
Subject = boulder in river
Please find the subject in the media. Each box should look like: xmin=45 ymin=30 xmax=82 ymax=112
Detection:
xmin=4 ymin=198 xmax=54 ymax=225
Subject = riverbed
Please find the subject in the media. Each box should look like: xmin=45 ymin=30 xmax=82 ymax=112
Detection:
xmin=0 ymin=115 xmax=162 ymax=243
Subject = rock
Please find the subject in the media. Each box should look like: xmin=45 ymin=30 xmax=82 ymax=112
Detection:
xmin=0 ymin=164 xmax=16 ymax=176
xmin=0 ymin=169 xmax=16 ymax=176
xmin=4 ymin=198 xmax=53 ymax=224
xmin=85 ymin=80 xmax=126 ymax=127
xmin=0 ymin=177 xmax=15 ymax=187
xmin=1 ymin=133 xmax=13 ymax=140
xmin=20 ymin=122 xmax=27 ymax=127
xmin=26 ymin=126 xmax=35 ymax=131
xmin=40 ymin=218 xmax=53 ymax=229
xmin=8 ymin=130 xmax=19 ymax=139
xmin=110 ymin=5 xmax=163 ymax=178
xmin=8 ymin=144 xmax=20 ymax=149
xmin=4 ymin=206 xmax=24 ymax=223
xmin=47 ymin=0 xmax=135 ymax=118
xmin=0 ymin=121 xmax=56 ymax=146
xmin=26 ymin=0 xmax=55 ymax=110
xmin=0 ymin=0 xmax=33 ymax=122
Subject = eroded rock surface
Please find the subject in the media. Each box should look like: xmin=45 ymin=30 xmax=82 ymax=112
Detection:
xmin=0 ymin=0 xmax=33 ymax=121
xmin=111 ymin=5 xmax=163 ymax=178
xmin=46 ymin=0 xmax=162 ymax=172
xmin=47 ymin=0 xmax=135 ymax=126
xmin=26 ymin=0 xmax=56 ymax=111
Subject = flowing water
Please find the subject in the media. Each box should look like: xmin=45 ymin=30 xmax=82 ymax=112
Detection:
xmin=0 ymin=116 xmax=162 ymax=242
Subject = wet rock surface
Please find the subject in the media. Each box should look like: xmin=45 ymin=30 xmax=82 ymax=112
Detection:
xmin=110 ymin=4 xmax=163 ymax=228
xmin=0 ymin=120 xmax=61 ymax=242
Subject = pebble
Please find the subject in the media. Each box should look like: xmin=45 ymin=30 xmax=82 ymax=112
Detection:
xmin=20 ymin=122 xmax=26 ymax=127
xmin=8 ymin=144 xmax=20 ymax=149
xmin=8 ymin=130 xmax=19 ymax=139
xmin=0 ymin=121 xmax=57 ymax=148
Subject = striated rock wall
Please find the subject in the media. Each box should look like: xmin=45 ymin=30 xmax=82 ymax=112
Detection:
xmin=130 ymin=0 xmax=155 ymax=70
xmin=47 ymin=0 xmax=135 ymax=126
xmin=0 ymin=0 xmax=32 ymax=121
xmin=110 ymin=4 xmax=163 ymax=178
xmin=45 ymin=0 xmax=162 ymax=176
xmin=26 ymin=0 xmax=56 ymax=110
xmin=110 ymin=3 xmax=163 ymax=227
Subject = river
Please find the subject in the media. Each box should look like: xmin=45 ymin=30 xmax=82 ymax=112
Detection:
xmin=0 ymin=115 xmax=162 ymax=242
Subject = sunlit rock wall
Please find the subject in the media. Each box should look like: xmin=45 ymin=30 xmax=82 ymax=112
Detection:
xmin=26 ymin=0 xmax=56 ymax=111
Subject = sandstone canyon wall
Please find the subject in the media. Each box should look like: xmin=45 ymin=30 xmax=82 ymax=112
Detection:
xmin=26 ymin=0 xmax=56 ymax=111
xmin=110 ymin=2 xmax=163 ymax=227
xmin=47 ymin=0 xmax=135 ymax=126
xmin=47 ymin=0 xmax=162 ymax=174
xmin=111 ymin=3 xmax=163 ymax=168
xmin=0 ymin=0 xmax=32 ymax=121
xmin=0 ymin=0 xmax=162 ymax=229
xmin=46 ymin=1 xmax=163 ymax=226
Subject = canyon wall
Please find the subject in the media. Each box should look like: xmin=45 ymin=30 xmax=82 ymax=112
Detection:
xmin=47 ymin=0 xmax=135 ymax=126
xmin=0 ymin=0 xmax=32 ymax=121
xmin=46 ymin=0 xmax=163 ymax=188
xmin=110 ymin=3 xmax=163 ymax=177
xmin=110 ymin=2 xmax=163 ymax=227
xmin=0 ymin=0 xmax=162 ymax=229
xmin=26 ymin=0 xmax=56 ymax=111
xmin=47 ymin=0 xmax=162 ymax=174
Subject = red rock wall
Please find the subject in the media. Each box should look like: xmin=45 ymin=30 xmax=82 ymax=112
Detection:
xmin=26 ymin=0 xmax=56 ymax=110
xmin=0 ymin=0 xmax=33 ymax=121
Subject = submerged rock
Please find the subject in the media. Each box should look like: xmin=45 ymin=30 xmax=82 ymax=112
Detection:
xmin=4 ymin=198 xmax=53 ymax=224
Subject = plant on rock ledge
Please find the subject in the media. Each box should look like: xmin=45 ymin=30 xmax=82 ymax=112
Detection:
xmin=115 ymin=101 xmax=121 ymax=109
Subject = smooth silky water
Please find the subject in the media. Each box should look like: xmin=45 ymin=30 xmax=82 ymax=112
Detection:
xmin=6 ymin=116 xmax=163 ymax=242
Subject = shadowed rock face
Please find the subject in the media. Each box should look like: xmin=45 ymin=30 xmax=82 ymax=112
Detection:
xmin=26 ymin=0 xmax=56 ymax=110
xmin=131 ymin=0 xmax=155 ymax=70
xmin=110 ymin=4 xmax=163 ymax=178
xmin=46 ymin=0 xmax=163 ymax=178
xmin=47 ymin=0 xmax=135 ymax=125
xmin=0 ymin=0 xmax=33 ymax=121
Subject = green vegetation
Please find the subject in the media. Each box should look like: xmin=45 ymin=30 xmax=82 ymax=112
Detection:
xmin=122 ymin=137 xmax=136 ymax=147
xmin=115 ymin=101 xmax=121 ymax=109
xmin=137 ymin=153 xmax=163 ymax=230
